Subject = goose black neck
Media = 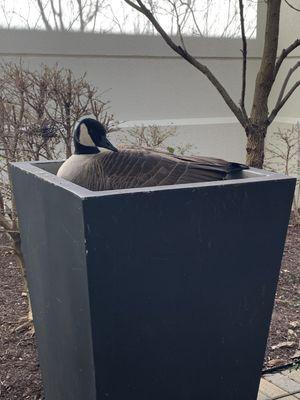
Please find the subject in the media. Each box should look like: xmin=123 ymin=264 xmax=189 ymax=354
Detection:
xmin=74 ymin=140 xmax=100 ymax=155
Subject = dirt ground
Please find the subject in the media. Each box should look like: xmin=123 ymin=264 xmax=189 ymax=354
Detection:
xmin=0 ymin=225 xmax=299 ymax=399
xmin=264 ymin=223 xmax=300 ymax=369
xmin=0 ymin=246 xmax=43 ymax=400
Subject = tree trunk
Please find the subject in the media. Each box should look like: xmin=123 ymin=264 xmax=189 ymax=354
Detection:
xmin=248 ymin=0 xmax=281 ymax=168
xmin=246 ymin=126 xmax=267 ymax=168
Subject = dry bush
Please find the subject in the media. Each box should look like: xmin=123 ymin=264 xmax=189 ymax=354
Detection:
xmin=0 ymin=62 xmax=116 ymax=325
xmin=264 ymin=124 xmax=300 ymax=225
xmin=123 ymin=124 xmax=176 ymax=148
xmin=121 ymin=124 xmax=193 ymax=155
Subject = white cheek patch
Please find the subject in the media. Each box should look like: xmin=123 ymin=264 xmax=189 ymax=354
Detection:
xmin=79 ymin=123 xmax=95 ymax=147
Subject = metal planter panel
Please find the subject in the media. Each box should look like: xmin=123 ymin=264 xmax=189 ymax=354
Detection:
xmin=10 ymin=161 xmax=295 ymax=400
xmin=10 ymin=163 xmax=96 ymax=400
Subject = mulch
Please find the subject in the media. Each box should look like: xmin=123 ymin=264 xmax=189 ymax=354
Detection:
xmin=0 ymin=247 xmax=43 ymax=400
xmin=264 ymin=223 xmax=300 ymax=368
xmin=0 ymin=225 xmax=299 ymax=399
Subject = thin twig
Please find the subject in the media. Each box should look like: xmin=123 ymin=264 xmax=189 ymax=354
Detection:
xmin=269 ymin=80 xmax=300 ymax=124
xmin=238 ymin=0 xmax=248 ymax=119
xmin=275 ymin=38 xmax=300 ymax=79
xmin=275 ymin=60 xmax=300 ymax=108
xmin=284 ymin=0 xmax=300 ymax=12
xmin=36 ymin=0 xmax=53 ymax=31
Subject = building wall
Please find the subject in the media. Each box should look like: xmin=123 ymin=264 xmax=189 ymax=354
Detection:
xmin=0 ymin=1 xmax=299 ymax=164
xmin=270 ymin=1 xmax=300 ymax=119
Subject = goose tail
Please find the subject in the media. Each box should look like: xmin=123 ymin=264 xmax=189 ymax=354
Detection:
xmin=225 ymin=161 xmax=249 ymax=179
xmin=227 ymin=161 xmax=249 ymax=173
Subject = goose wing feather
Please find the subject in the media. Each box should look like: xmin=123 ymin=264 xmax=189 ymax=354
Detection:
xmin=69 ymin=148 xmax=248 ymax=191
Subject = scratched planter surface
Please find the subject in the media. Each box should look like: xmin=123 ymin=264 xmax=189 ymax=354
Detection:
xmin=10 ymin=161 xmax=295 ymax=400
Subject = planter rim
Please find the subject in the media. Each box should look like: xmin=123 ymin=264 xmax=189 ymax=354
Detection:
xmin=11 ymin=160 xmax=296 ymax=200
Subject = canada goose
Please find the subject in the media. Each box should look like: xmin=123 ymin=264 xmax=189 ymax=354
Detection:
xmin=57 ymin=118 xmax=248 ymax=191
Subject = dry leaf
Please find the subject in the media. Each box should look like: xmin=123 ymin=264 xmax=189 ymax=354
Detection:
xmin=271 ymin=341 xmax=296 ymax=350
xmin=292 ymin=350 xmax=300 ymax=359
xmin=289 ymin=321 xmax=300 ymax=329
xmin=288 ymin=329 xmax=298 ymax=338
xmin=268 ymin=359 xmax=285 ymax=367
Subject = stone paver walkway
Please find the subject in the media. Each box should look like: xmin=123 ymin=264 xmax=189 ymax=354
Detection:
xmin=258 ymin=369 xmax=300 ymax=399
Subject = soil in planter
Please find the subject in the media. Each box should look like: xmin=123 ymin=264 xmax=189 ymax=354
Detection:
xmin=0 ymin=225 xmax=299 ymax=399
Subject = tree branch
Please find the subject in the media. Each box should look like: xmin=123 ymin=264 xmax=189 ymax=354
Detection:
xmin=123 ymin=0 xmax=247 ymax=127
xmin=58 ymin=0 xmax=65 ymax=31
xmin=36 ymin=0 xmax=53 ymax=31
xmin=275 ymin=38 xmax=300 ymax=78
xmin=179 ymin=0 xmax=203 ymax=37
xmin=238 ymin=0 xmax=248 ymax=118
xmin=268 ymin=80 xmax=300 ymax=124
xmin=50 ymin=0 xmax=59 ymax=30
xmin=168 ymin=0 xmax=187 ymax=51
xmin=123 ymin=0 xmax=142 ymax=13
xmin=275 ymin=60 xmax=300 ymax=108
xmin=250 ymin=0 xmax=281 ymax=128
xmin=284 ymin=0 xmax=300 ymax=12
xmin=76 ymin=0 xmax=85 ymax=31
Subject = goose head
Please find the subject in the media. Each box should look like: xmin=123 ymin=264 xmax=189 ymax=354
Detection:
xmin=74 ymin=118 xmax=118 ymax=155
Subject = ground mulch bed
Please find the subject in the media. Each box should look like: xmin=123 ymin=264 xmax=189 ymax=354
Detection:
xmin=0 ymin=246 xmax=43 ymax=400
xmin=264 ymin=223 xmax=300 ymax=369
xmin=0 ymin=225 xmax=299 ymax=399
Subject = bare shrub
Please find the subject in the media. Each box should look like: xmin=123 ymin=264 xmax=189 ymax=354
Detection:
xmin=264 ymin=124 xmax=300 ymax=225
xmin=0 ymin=62 xmax=116 ymax=327
xmin=122 ymin=124 xmax=175 ymax=148
xmin=121 ymin=124 xmax=193 ymax=155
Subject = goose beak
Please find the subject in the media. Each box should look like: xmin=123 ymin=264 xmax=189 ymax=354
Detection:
xmin=99 ymin=137 xmax=119 ymax=152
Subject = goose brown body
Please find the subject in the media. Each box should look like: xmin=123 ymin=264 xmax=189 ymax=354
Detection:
xmin=60 ymin=148 xmax=248 ymax=191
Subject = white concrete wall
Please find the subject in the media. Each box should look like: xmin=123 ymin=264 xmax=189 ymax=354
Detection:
xmin=269 ymin=1 xmax=300 ymax=119
xmin=0 ymin=30 xmax=256 ymax=162
xmin=0 ymin=0 xmax=299 ymax=164
xmin=266 ymin=1 xmax=300 ymax=185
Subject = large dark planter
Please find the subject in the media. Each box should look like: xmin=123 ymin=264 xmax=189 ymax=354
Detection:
xmin=10 ymin=161 xmax=295 ymax=400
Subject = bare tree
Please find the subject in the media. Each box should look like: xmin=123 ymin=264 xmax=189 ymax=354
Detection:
xmin=34 ymin=0 xmax=108 ymax=31
xmin=0 ymin=0 xmax=256 ymax=37
xmin=103 ymin=0 xmax=256 ymax=37
xmin=123 ymin=0 xmax=300 ymax=168
xmin=0 ymin=62 xmax=116 ymax=330
xmin=0 ymin=0 xmax=110 ymax=32
xmin=156 ymin=0 xmax=256 ymax=38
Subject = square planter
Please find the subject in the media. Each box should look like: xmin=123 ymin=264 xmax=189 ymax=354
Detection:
xmin=10 ymin=161 xmax=295 ymax=400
